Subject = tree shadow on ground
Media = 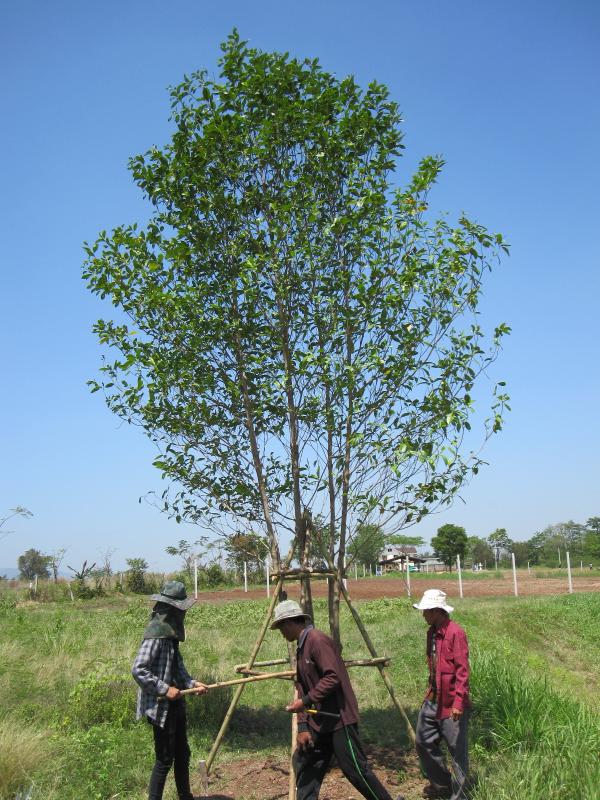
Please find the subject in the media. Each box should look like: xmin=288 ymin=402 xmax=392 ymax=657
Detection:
xmin=195 ymin=703 xmax=420 ymax=755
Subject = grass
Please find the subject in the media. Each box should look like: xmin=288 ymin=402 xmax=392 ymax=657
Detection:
xmin=1 ymin=591 xmax=599 ymax=798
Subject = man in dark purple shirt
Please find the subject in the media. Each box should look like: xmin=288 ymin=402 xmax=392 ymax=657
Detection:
xmin=271 ymin=600 xmax=402 ymax=800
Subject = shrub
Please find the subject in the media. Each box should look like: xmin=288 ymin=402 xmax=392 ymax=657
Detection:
xmin=67 ymin=662 xmax=135 ymax=728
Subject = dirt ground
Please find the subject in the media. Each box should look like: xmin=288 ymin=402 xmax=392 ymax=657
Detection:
xmin=198 ymin=572 xmax=600 ymax=604
xmin=197 ymin=744 xmax=423 ymax=800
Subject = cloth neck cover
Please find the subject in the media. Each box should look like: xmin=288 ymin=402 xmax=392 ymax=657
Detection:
xmin=143 ymin=603 xmax=186 ymax=641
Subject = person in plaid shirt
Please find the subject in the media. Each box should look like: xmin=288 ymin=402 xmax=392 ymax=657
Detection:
xmin=132 ymin=581 xmax=207 ymax=800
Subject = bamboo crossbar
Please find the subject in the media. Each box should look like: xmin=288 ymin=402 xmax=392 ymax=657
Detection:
xmin=234 ymin=656 xmax=389 ymax=675
xmin=159 ymin=669 xmax=296 ymax=700
xmin=270 ymin=568 xmax=337 ymax=580
xmin=234 ymin=658 xmax=290 ymax=671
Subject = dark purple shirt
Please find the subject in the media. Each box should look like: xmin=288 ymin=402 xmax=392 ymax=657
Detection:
xmin=295 ymin=627 xmax=359 ymax=733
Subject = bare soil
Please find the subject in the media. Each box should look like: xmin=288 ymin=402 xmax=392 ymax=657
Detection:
xmin=196 ymin=744 xmax=423 ymax=800
xmin=198 ymin=573 xmax=600 ymax=604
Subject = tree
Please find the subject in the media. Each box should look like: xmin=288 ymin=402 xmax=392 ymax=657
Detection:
xmin=487 ymin=528 xmax=512 ymax=567
xmin=1 ymin=506 xmax=33 ymax=541
xmin=586 ymin=517 xmax=600 ymax=535
xmin=347 ymin=524 xmax=386 ymax=568
xmin=511 ymin=541 xmax=529 ymax=567
xmin=224 ymin=531 xmax=269 ymax=577
xmin=165 ymin=538 xmax=208 ymax=580
xmin=126 ymin=557 xmax=149 ymax=593
xmin=431 ymin=524 xmax=468 ymax=570
xmin=84 ymin=32 xmax=509 ymax=642
xmin=18 ymin=548 xmax=50 ymax=580
xmin=384 ymin=534 xmax=425 ymax=548
xmin=467 ymin=536 xmax=493 ymax=566
xmin=48 ymin=548 xmax=67 ymax=583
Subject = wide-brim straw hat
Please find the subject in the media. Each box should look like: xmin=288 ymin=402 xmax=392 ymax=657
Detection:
xmin=270 ymin=599 xmax=312 ymax=629
xmin=150 ymin=580 xmax=196 ymax=611
xmin=413 ymin=588 xmax=454 ymax=613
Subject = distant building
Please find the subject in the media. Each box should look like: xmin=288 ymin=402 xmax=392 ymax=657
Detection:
xmin=378 ymin=544 xmax=426 ymax=572
xmin=420 ymin=555 xmax=447 ymax=573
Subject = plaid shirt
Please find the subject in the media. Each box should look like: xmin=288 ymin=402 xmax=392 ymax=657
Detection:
xmin=132 ymin=637 xmax=195 ymax=728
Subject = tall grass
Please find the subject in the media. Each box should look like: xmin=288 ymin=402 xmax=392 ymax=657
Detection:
xmin=470 ymin=648 xmax=600 ymax=800
xmin=0 ymin=724 xmax=53 ymax=800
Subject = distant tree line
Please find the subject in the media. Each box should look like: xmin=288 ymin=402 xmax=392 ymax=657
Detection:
xmin=430 ymin=517 xmax=600 ymax=569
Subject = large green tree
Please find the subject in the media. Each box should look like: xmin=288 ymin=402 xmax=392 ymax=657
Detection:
xmin=347 ymin=524 xmax=386 ymax=568
xmin=84 ymin=32 xmax=509 ymax=640
xmin=467 ymin=535 xmax=493 ymax=566
xmin=431 ymin=524 xmax=468 ymax=570
xmin=18 ymin=548 xmax=50 ymax=580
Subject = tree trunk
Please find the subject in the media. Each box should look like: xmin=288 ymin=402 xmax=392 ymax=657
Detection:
xmin=327 ymin=575 xmax=341 ymax=650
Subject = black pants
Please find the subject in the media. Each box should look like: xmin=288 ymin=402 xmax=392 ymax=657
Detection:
xmin=293 ymin=724 xmax=393 ymax=800
xmin=148 ymin=701 xmax=194 ymax=800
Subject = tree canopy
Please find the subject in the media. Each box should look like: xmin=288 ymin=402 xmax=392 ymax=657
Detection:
xmin=84 ymin=32 xmax=509 ymax=634
xmin=18 ymin=548 xmax=50 ymax=580
xmin=431 ymin=524 xmax=468 ymax=569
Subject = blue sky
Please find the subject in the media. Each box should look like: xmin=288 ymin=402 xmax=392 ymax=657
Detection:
xmin=1 ymin=0 xmax=598 ymax=573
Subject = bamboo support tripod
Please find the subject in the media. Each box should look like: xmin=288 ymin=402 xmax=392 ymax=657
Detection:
xmin=195 ymin=569 xmax=416 ymax=800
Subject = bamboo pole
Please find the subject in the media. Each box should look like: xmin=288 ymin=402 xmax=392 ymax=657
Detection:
xmin=235 ymin=656 xmax=390 ymax=676
xmin=272 ymin=567 xmax=337 ymax=577
xmin=288 ymin=643 xmax=298 ymax=800
xmin=338 ymin=580 xmax=416 ymax=745
xmin=205 ymin=576 xmax=284 ymax=772
xmin=161 ymin=670 xmax=296 ymax=699
xmin=235 ymin=658 xmax=290 ymax=671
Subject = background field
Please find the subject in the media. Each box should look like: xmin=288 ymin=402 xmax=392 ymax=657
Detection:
xmin=1 ymin=587 xmax=599 ymax=800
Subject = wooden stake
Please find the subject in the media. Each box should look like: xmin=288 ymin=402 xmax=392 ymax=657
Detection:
xmin=205 ymin=576 xmax=284 ymax=772
xmin=338 ymin=580 xmax=416 ymax=745
xmin=197 ymin=759 xmax=209 ymax=797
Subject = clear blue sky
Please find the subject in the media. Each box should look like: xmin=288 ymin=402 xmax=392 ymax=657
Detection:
xmin=1 ymin=0 xmax=599 ymax=573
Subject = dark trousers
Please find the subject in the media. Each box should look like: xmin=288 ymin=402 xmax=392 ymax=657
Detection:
xmin=148 ymin=701 xmax=194 ymax=800
xmin=415 ymin=699 xmax=469 ymax=800
xmin=293 ymin=724 xmax=393 ymax=800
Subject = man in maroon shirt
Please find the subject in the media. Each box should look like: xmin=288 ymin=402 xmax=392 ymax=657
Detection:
xmin=413 ymin=589 xmax=470 ymax=800
xmin=271 ymin=600 xmax=402 ymax=800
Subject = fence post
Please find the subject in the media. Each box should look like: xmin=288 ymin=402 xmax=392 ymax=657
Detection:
xmin=566 ymin=551 xmax=573 ymax=594
xmin=194 ymin=558 xmax=198 ymax=599
xmin=405 ymin=557 xmax=411 ymax=597
xmin=512 ymin=552 xmax=518 ymax=597
xmin=456 ymin=555 xmax=463 ymax=599
xmin=244 ymin=561 xmax=248 ymax=593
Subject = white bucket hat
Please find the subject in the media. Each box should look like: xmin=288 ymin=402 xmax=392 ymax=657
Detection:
xmin=270 ymin=599 xmax=312 ymax=629
xmin=413 ymin=588 xmax=454 ymax=613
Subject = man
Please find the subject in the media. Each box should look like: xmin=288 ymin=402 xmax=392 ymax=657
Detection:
xmin=413 ymin=589 xmax=470 ymax=800
xmin=272 ymin=599 xmax=402 ymax=800
xmin=132 ymin=580 xmax=208 ymax=800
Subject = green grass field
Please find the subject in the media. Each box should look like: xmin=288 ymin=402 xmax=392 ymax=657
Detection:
xmin=1 ymin=591 xmax=599 ymax=799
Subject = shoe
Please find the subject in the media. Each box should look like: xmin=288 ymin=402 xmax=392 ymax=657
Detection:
xmin=395 ymin=795 xmax=406 ymax=800
xmin=423 ymin=784 xmax=452 ymax=799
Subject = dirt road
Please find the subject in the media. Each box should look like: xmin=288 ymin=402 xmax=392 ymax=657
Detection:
xmin=198 ymin=572 xmax=600 ymax=604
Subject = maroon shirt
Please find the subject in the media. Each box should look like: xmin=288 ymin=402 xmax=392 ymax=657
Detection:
xmin=295 ymin=627 xmax=359 ymax=733
xmin=426 ymin=618 xmax=470 ymax=719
